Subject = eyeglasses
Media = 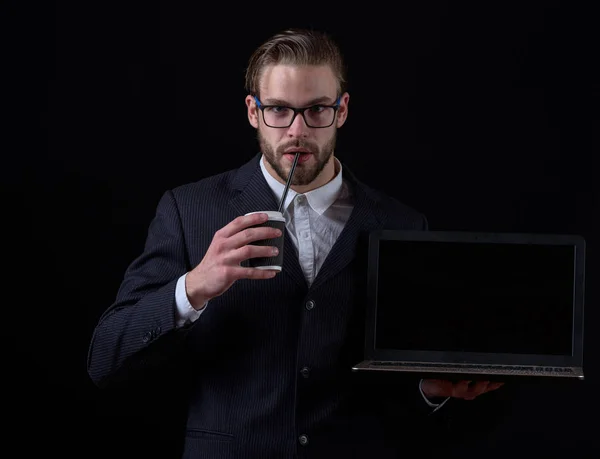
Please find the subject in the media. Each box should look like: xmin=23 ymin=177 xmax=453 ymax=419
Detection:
xmin=254 ymin=96 xmax=341 ymax=128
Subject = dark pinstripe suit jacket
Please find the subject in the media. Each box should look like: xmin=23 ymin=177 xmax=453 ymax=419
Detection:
xmin=88 ymin=153 xmax=438 ymax=459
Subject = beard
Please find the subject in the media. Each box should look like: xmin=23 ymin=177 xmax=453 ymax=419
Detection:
xmin=257 ymin=130 xmax=337 ymax=186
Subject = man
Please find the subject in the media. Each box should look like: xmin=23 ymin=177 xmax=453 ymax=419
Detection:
xmin=87 ymin=28 xmax=502 ymax=458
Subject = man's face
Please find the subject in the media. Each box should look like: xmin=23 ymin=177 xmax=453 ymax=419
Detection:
xmin=246 ymin=64 xmax=349 ymax=188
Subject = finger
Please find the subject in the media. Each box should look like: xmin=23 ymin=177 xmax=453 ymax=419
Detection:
xmin=452 ymin=381 xmax=472 ymax=398
xmin=487 ymin=382 xmax=505 ymax=391
xmin=454 ymin=381 xmax=484 ymax=399
xmin=218 ymin=213 xmax=269 ymax=239
xmin=227 ymin=244 xmax=279 ymax=264
xmin=226 ymin=225 xmax=283 ymax=251
xmin=229 ymin=266 xmax=279 ymax=280
xmin=468 ymin=381 xmax=490 ymax=397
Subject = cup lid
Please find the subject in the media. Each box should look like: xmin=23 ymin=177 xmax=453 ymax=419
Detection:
xmin=245 ymin=210 xmax=285 ymax=221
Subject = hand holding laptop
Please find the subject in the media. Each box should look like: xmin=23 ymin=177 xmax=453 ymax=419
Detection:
xmin=422 ymin=379 xmax=504 ymax=401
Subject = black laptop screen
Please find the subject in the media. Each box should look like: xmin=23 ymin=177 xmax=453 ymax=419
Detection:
xmin=375 ymin=240 xmax=575 ymax=356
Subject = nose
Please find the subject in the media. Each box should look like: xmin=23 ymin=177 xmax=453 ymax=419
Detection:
xmin=287 ymin=112 xmax=310 ymax=138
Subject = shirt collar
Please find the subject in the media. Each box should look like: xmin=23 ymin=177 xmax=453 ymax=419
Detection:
xmin=259 ymin=154 xmax=344 ymax=215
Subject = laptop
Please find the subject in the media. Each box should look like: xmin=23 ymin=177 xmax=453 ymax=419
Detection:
xmin=352 ymin=229 xmax=586 ymax=382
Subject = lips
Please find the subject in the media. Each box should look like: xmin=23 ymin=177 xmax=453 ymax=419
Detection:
xmin=284 ymin=151 xmax=313 ymax=164
xmin=284 ymin=149 xmax=312 ymax=155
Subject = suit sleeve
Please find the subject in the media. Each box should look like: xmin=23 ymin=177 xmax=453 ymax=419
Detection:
xmin=87 ymin=189 xmax=193 ymax=388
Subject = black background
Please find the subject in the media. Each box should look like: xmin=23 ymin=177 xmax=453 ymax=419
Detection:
xmin=2 ymin=1 xmax=597 ymax=457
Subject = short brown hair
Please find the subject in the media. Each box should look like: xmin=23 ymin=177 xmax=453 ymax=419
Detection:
xmin=244 ymin=28 xmax=347 ymax=98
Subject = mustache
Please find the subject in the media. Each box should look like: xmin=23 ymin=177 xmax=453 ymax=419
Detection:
xmin=276 ymin=140 xmax=318 ymax=155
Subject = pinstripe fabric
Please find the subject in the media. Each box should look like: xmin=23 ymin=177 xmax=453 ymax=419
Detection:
xmin=87 ymin=152 xmax=430 ymax=458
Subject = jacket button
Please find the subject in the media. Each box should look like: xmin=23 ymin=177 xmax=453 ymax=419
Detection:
xmin=142 ymin=331 xmax=152 ymax=343
xmin=305 ymin=300 xmax=315 ymax=310
xmin=298 ymin=434 xmax=309 ymax=446
xmin=300 ymin=367 xmax=310 ymax=378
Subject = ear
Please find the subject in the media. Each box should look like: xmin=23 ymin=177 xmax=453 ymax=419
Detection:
xmin=246 ymin=95 xmax=259 ymax=129
xmin=335 ymin=92 xmax=350 ymax=128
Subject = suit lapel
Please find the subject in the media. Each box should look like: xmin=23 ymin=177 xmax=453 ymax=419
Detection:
xmin=229 ymin=153 xmax=308 ymax=288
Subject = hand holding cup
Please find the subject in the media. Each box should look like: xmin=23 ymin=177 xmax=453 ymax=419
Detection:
xmin=185 ymin=212 xmax=283 ymax=309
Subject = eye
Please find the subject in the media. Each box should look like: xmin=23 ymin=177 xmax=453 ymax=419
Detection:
xmin=308 ymin=105 xmax=326 ymax=113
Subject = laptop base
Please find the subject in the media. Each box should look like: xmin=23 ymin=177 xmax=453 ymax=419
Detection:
xmin=352 ymin=360 xmax=584 ymax=382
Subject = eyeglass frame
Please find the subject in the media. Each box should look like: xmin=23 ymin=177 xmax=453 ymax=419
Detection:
xmin=253 ymin=96 xmax=342 ymax=128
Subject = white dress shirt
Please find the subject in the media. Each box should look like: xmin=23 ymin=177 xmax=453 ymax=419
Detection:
xmin=173 ymin=154 xmax=449 ymax=411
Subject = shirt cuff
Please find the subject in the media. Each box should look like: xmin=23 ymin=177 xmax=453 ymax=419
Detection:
xmin=175 ymin=273 xmax=206 ymax=328
xmin=419 ymin=379 xmax=451 ymax=413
